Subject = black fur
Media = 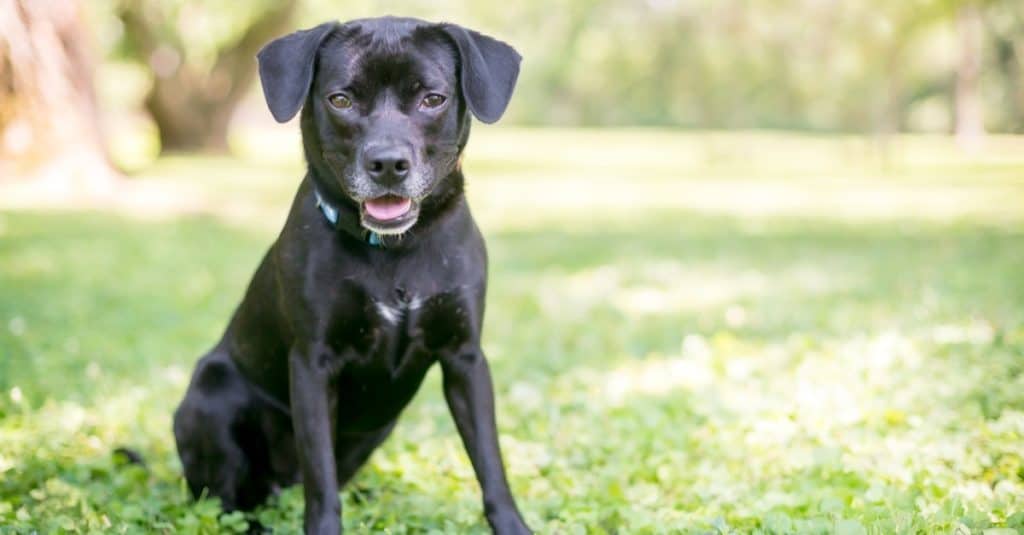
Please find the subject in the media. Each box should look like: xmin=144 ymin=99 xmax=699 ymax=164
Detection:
xmin=172 ymin=16 xmax=528 ymax=535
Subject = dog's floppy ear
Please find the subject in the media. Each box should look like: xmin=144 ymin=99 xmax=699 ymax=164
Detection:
xmin=440 ymin=25 xmax=521 ymax=124
xmin=257 ymin=22 xmax=337 ymax=123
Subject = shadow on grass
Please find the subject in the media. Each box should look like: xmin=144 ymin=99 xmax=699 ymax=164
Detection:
xmin=0 ymin=211 xmax=270 ymax=405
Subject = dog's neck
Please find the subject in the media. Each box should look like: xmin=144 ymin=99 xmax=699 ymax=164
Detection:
xmin=307 ymin=167 xmax=467 ymax=250
xmin=312 ymin=188 xmax=391 ymax=248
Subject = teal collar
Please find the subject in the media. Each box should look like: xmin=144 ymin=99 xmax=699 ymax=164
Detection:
xmin=314 ymin=190 xmax=387 ymax=248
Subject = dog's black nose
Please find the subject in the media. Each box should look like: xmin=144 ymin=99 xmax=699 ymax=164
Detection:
xmin=364 ymin=146 xmax=411 ymax=182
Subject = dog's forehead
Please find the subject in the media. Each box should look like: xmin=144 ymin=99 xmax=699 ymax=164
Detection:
xmin=347 ymin=15 xmax=430 ymax=42
xmin=315 ymin=17 xmax=455 ymax=89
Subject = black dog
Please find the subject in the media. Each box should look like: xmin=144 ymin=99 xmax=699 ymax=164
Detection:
xmin=172 ymin=16 xmax=529 ymax=534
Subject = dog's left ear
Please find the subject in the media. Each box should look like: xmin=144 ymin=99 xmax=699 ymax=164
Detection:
xmin=439 ymin=25 xmax=521 ymax=124
xmin=257 ymin=22 xmax=337 ymax=123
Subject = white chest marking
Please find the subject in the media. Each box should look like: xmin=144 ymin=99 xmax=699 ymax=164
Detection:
xmin=375 ymin=301 xmax=402 ymax=324
xmin=373 ymin=295 xmax=423 ymax=325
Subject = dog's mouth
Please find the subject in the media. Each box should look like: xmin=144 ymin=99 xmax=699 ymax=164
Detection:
xmin=361 ymin=195 xmax=419 ymax=235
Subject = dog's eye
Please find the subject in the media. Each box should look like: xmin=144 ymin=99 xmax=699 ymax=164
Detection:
xmin=328 ymin=94 xmax=353 ymax=109
xmin=421 ymin=94 xmax=446 ymax=109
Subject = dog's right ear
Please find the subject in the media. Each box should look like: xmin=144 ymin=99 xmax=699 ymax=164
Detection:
xmin=257 ymin=22 xmax=337 ymax=123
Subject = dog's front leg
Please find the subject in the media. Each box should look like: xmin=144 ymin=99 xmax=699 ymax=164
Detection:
xmin=289 ymin=347 xmax=341 ymax=534
xmin=441 ymin=349 xmax=530 ymax=535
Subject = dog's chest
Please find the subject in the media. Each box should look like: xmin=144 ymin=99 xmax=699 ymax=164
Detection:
xmin=325 ymin=286 xmax=475 ymax=431
xmin=327 ymin=280 xmax=475 ymax=361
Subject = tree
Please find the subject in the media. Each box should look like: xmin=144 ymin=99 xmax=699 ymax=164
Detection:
xmin=116 ymin=0 xmax=298 ymax=153
xmin=986 ymin=1 xmax=1024 ymax=132
xmin=0 ymin=0 xmax=116 ymax=186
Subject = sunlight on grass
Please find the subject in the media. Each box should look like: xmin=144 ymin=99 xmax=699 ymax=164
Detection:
xmin=151 ymin=127 xmax=1024 ymax=233
xmin=2 ymin=129 xmax=1024 ymax=532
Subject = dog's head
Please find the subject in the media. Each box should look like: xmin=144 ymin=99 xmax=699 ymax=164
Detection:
xmin=257 ymin=17 xmax=520 ymax=235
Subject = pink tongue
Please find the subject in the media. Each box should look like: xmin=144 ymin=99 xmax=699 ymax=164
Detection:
xmin=364 ymin=196 xmax=412 ymax=221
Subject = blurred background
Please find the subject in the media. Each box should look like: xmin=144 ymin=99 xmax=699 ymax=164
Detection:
xmin=2 ymin=0 xmax=1024 ymax=533
xmin=3 ymin=0 xmax=1024 ymax=174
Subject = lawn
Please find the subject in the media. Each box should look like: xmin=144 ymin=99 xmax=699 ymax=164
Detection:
xmin=1 ymin=129 xmax=1023 ymax=533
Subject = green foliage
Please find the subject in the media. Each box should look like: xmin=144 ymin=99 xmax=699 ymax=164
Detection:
xmin=82 ymin=0 xmax=1024 ymax=133
xmin=95 ymin=0 xmax=288 ymax=69
xmin=292 ymin=0 xmax=1024 ymax=132
xmin=2 ymin=130 xmax=1024 ymax=532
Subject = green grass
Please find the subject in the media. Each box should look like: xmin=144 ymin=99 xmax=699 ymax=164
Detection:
xmin=2 ymin=129 xmax=1024 ymax=533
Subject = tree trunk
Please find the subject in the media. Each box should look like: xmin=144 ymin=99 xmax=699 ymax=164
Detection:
xmin=1014 ymin=38 xmax=1024 ymax=132
xmin=955 ymin=3 xmax=986 ymax=150
xmin=0 ymin=0 xmax=116 ymax=187
xmin=993 ymin=34 xmax=1023 ymax=133
xmin=118 ymin=1 xmax=298 ymax=154
xmin=1005 ymin=35 xmax=1024 ymax=133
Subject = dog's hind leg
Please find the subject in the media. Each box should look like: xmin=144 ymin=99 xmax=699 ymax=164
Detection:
xmin=173 ymin=350 xmax=279 ymax=511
